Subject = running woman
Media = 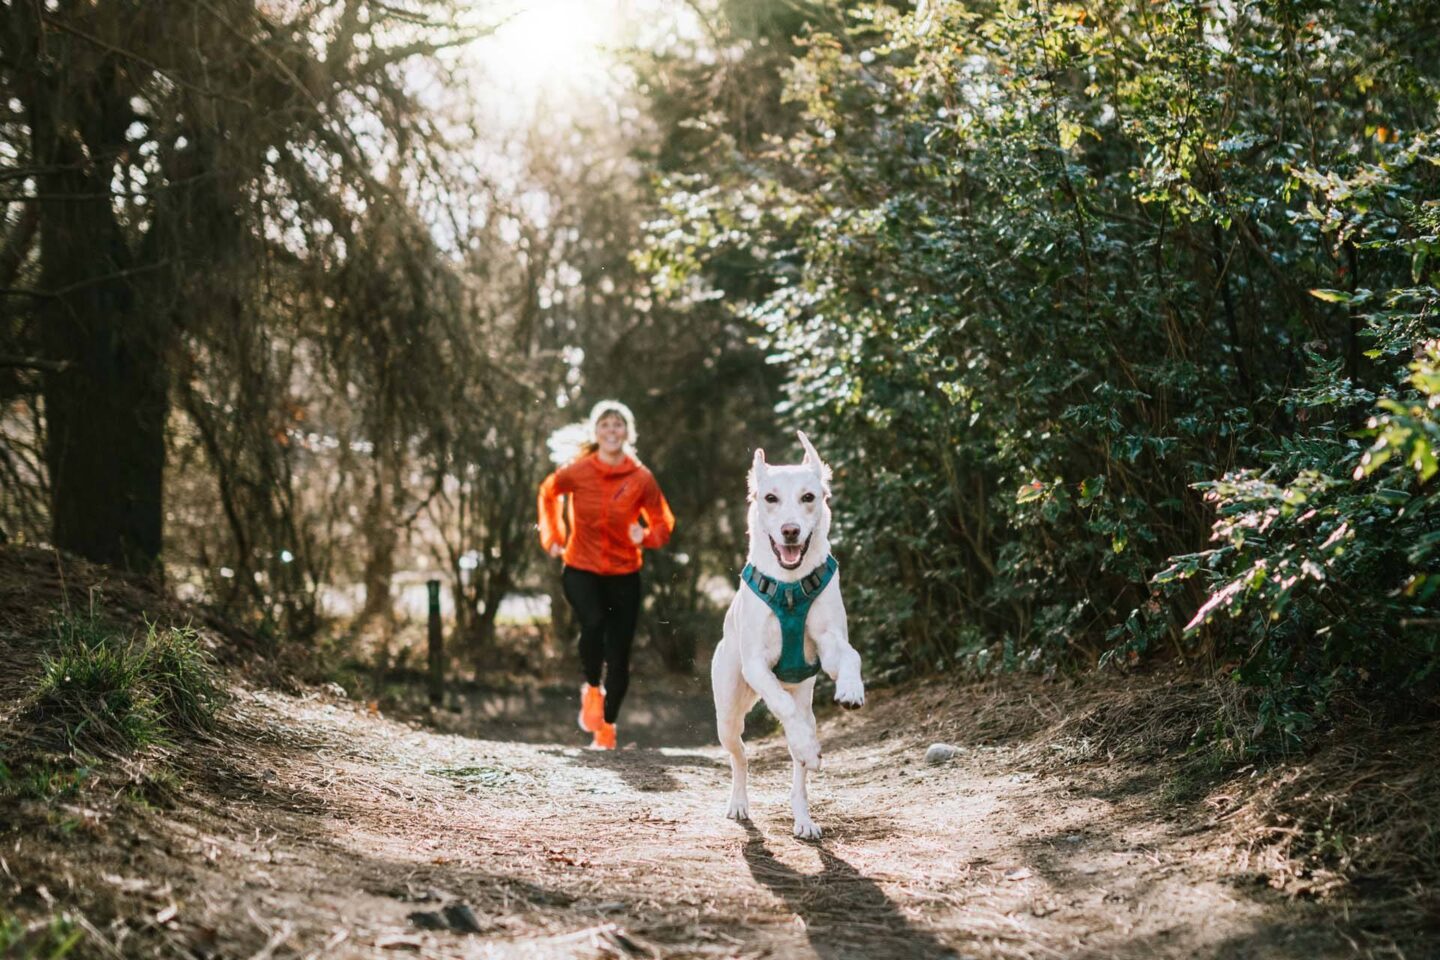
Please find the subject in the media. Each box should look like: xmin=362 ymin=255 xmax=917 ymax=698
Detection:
xmin=537 ymin=400 xmax=675 ymax=749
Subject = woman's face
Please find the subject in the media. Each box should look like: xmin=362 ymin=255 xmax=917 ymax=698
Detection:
xmin=595 ymin=412 xmax=628 ymax=454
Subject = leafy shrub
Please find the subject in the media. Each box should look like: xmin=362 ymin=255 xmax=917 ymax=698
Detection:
xmin=1168 ymin=342 xmax=1440 ymax=709
xmin=642 ymin=0 xmax=1440 ymax=712
xmin=1146 ymin=139 xmax=1440 ymax=731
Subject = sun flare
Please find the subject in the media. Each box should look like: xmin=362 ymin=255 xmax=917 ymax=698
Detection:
xmin=476 ymin=0 xmax=626 ymax=97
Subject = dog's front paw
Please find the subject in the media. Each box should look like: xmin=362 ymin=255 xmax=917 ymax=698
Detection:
xmin=793 ymin=816 xmax=822 ymax=840
xmin=834 ymin=673 xmax=865 ymax=710
xmin=789 ymin=733 xmax=823 ymax=770
xmin=726 ymin=795 xmax=750 ymax=821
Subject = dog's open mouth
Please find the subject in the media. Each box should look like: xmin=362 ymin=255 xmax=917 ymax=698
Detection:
xmin=769 ymin=534 xmax=812 ymax=571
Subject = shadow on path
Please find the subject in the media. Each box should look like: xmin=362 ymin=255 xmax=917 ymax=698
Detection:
xmin=542 ymin=745 xmax=724 ymax=794
xmin=741 ymin=821 xmax=958 ymax=960
xmin=431 ymin=678 xmax=717 ymax=749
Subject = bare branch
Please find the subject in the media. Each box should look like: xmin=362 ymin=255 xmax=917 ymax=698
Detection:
xmin=0 ymin=355 xmax=68 ymax=372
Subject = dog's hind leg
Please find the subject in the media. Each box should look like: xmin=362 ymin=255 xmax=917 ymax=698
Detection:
xmin=712 ymin=641 xmax=757 ymax=820
xmin=788 ymin=679 xmax=822 ymax=839
xmin=719 ymin=693 xmax=755 ymax=820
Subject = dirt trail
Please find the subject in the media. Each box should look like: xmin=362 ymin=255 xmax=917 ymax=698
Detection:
xmin=16 ymin=675 xmax=1399 ymax=960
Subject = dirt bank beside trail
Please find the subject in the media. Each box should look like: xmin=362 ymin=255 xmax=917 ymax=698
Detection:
xmin=4 ymin=670 xmax=1425 ymax=960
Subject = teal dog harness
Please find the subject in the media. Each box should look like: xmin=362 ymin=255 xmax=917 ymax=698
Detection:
xmin=740 ymin=555 xmax=838 ymax=683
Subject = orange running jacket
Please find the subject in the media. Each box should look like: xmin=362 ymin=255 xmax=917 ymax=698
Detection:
xmin=537 ymin=453 xmax=675 ymax=575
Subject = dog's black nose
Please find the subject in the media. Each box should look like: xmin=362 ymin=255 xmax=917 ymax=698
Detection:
xmin=781 ymin=524 xmax=801 ymax=543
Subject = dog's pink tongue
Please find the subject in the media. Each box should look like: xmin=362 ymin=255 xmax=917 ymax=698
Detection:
xmin=780 ymin=543 xmax=804 ymax=566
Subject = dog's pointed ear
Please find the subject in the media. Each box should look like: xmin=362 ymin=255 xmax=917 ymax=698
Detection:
xmin=797 ymin=431 xmax=833 ymax=494
xmin=797 ymin=431 xmax=820 ymax=468
xmin=748 ymin=448 xmax=767 ymax=501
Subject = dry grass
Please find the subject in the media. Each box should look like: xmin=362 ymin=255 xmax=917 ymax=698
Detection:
xmin=1012 ymin=674 xmax=1233 ymax=765
xmin=1224 ymin=718 xmax=1440 ymax=921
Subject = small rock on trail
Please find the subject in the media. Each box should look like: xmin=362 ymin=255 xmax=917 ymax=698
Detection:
xmin=405 ymin=902 xmax=484 ymax=934
xmin=925 ymin=742 xmax=962 ymax=764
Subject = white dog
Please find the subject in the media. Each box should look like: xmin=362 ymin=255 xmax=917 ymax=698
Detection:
xmin=710 ymin=431 xmax=865 ymax=839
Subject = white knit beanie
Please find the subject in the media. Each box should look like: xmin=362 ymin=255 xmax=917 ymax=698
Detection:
xmin=588 ymin=399 xmax=638 ymax=456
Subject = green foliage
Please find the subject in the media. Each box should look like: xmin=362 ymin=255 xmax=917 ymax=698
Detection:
xmin=0 ymin=912 xmax=84 ymax=960
xmin=642 ymin=0 xmax=1440 ymax=711
xmin=24 ymin=615 xmax=221 ymax=757
xmin=1158 ymin=158 xmax=1440 ymax=725
xmin=1176 ymin=342 xmax=1440 ymax=689
xmin=0 ymin=760 xmax=94 ymax=802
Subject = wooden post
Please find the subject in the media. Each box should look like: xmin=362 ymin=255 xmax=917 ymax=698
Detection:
xmin=427 ymin=578 xmax=443 ymax=707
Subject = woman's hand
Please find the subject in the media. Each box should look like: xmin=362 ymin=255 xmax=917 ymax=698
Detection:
xmin=628 ymin=523 xmax=644 ymax=545
xmin=548 ymin=543 xmax=565 ymax=558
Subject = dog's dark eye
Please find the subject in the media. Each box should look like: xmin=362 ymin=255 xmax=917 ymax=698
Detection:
xmin=764 ymin=494 xmax=779 ymax=504
xmin=801 ymin=493 xmax=816 ymax=503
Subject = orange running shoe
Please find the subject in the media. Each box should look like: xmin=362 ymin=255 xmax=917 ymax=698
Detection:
xmin=578 ymin=683 xmax=605 ymax=733
xmin=590 ymin=722 xmax=617 ymax=750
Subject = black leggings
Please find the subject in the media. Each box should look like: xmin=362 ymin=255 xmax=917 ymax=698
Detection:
xmin=561 ymin=566 xmax=641 ymax=724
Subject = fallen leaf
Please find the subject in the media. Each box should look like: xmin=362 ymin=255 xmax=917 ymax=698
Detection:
xmin=376 ymin=933 xmax=422 ymax=951
xmin=546 ymin=846 xmax=591 ymax=866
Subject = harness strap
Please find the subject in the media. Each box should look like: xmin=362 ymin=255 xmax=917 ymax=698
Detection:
xmin=740 ymin=555 xmax=838 ymax=683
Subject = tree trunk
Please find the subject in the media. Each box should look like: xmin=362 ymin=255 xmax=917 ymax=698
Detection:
xmin=30 ymin=55 xmax=168 ymax=573
xmin=548 ymin=575 xmax=574 ymax=658
xmin=645 ymin=557 xmax=698 ymax=674
xmin=469 ymin=569 xmax=512 ymax=676
xmin=359 ymin=455 xmax=398 ymax=626
xmin=473 ymin=599 xmax=500 ymax=677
